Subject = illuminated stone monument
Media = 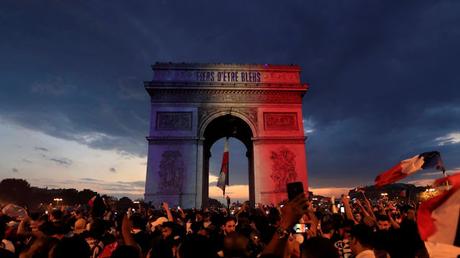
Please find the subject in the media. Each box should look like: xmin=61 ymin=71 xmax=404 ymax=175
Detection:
xmin=144 ymin=63 xmax=309 ymax=208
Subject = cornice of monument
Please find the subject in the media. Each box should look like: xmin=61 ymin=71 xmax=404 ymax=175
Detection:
xmin=146 ymin=89 xmax=305 ymax=104
xmin=252 ymin=136 xmax=308 ymax=144
xmin=144 ymin=83 xmax=308 ymax=92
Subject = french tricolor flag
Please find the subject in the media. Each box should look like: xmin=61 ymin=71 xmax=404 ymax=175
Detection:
xmin=217 ymin=137 xmax=230 ymax=195
xmin=417 ymin=172 xmax=460 ymax=256
xmin=375 ymin=151 xmax=445 ymax=187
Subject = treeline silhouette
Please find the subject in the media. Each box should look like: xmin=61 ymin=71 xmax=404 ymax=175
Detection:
xmin=0 ymin=178 xmax=226 ymax=211
xmin=0 ymin=178 xmax=108 ymax=210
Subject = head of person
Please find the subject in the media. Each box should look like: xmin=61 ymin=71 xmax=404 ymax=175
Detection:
xmin=161 ymin=222 xmax=175 ymax=239
xmin=320 ymin=220 xmax=335 ymax=238
xmin=50 ymin=209 xmax=63 ymax=222
xmin=223 ymin=216 xmax=237 ymax=235
xmin=339 ymin=219 xmax=354 ymax=239
xmin=49 ymin=236 xmax=91 ymax=258
xmin=353 ymin=212 xmax=362 ymax=223
xmin=179 ymin=234 xmax=215 ymax=258
xmin=223 ymin=232 xmax=249 ymax=258
xmin=301 ymin=236 xmax=339 ymax=258
xmin=349 ymin=224 xmax=374 ymax=256
xmin=130 ymin=213 xmax=146 ymax=231
xmin=88 ymin=218 xmax=105 ymax=240
xmin=376 ymin=215 xmax=391 ymax=231
xmin=74 ymin=218 xmax=87 ymax=234
xmin=402 ymin=206 xmax=416 ymax=221
xmin=195 ymin=211 xmax=203 ymax=222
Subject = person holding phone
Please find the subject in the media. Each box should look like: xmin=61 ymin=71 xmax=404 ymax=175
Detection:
xmin=261 ymin=182 xmax=310 ymax=257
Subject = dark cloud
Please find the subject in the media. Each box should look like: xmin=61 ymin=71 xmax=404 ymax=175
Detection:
xmin=0 ymin=0 xmax=459 ymax=188
xmin=34 ymin=147 xmax=49 ymax=152
xmin=30 ymin=77 xmax=76 ymax=96
xmin=49 ymin=158 xmax=72 ymax=167
xmin=80 ymin=178 xmax=101 ymax=182
xmin=109 ymin=167 xmax=117 ymax=173
xmin=115 ymin=181 xmax=145 ymax=188
xmin=12 ymin=168 xmax=19 ymax=173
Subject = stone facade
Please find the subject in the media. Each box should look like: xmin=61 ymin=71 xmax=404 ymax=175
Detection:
xmin=145 ymin=63 xmax=309 ymax=208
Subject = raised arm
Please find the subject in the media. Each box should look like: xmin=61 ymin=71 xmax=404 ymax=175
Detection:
xmin=121 ymin=214 xmax=142 ymax=257
xmin=262 ymin=193 xmax=309 ymax=258
xmin=162 ymin=202 xmax=174 ymax=222
xmin=354 ymin=199 xmax=370 ymax=218
xmin=331 ymin=196 xmax=339 ymax=214
xmin=17 ymin=215 xmax=30 ymax=235
xmin=306 ymin=201 xmax=319 ymax=237
xmin=342 ymin=195 xmax=357 ymax=224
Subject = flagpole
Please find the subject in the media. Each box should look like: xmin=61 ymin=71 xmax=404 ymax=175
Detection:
xmin=226 ymin=136 xmax=229 ymax=187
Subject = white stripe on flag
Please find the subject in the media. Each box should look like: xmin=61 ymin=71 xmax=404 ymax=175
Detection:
xmin=223 ymin=137 xmax=229 ymax=152
xmin=400 ymin=155 xmax=425 ymax=175
xmin=428 ymin=189 xmax=460 ymax=244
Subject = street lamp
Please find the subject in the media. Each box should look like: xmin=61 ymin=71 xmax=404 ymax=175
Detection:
xmin=53 ymin=198 xmax=63 ymax=206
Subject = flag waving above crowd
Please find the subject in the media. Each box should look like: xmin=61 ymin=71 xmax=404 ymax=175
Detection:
xmin=417 ymin=172 xmax=460 ymax=256
xmin=375 ymin=151 xmax=445 ymax=187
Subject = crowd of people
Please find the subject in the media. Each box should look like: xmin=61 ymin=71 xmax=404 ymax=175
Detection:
xmin=0 ymin=190 xmax=431 ymax=258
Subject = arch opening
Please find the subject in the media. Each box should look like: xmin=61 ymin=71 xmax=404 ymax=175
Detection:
xmin=202 ymin=114 xmax=255 ymax=207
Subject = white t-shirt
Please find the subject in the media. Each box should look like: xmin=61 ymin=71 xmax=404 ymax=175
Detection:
xmin=356 ymin=249 xmax=376 ymax=258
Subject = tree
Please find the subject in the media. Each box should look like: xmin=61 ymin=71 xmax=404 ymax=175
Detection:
xmin=0 ymin=178 xmax=32 ymax=206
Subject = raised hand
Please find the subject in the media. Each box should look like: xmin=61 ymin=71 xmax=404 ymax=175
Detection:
xmin=280 ymin=193 xmax=309 ymax=229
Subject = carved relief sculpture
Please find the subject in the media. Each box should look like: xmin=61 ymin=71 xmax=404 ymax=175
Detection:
xmin=156 ymin=112 xmax=192 ymax=130
xmin=158 ymin=151 xmax=184 ymax=193
xmin=264 ymin=112 xmax=298 ymax=131
xmin=270 ymin=147 xmax=297 ymax=192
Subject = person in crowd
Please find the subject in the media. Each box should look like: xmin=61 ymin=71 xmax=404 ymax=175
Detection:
xmin=49 ymin=236 xmax=91 ymax=258
xmin=302 ymin=236 xmax=339 ymax=258
xmin=130 ymin=213 xmax=150 ymax=256
xmin=349 ymin=224 xmax=379 ymax=258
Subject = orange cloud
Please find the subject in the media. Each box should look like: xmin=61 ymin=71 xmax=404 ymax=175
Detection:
xmin=309 ymin=187 xmax=351 ymax=198
xmin=209 ymin=184 xmax=249 ymax=200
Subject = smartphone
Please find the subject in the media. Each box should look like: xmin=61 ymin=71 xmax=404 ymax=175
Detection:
xmin=293 ymin=223 xmax=309 ymax=233
xmin=287 ymin=182 xmax=304 ymax=201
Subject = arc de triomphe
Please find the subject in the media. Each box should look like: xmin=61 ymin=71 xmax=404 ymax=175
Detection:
xmin=144 ymin=63 xmax=309 ymax=208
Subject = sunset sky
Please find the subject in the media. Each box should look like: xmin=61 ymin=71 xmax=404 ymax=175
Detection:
xmin=1 ymin=1 xmax=459 ymax=201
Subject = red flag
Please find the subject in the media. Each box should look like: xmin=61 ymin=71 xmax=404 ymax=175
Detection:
xmin=217 ymin=137 xmax=229 ymax=195
xmin=417 ymin=172 xmax=460 ymax=251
